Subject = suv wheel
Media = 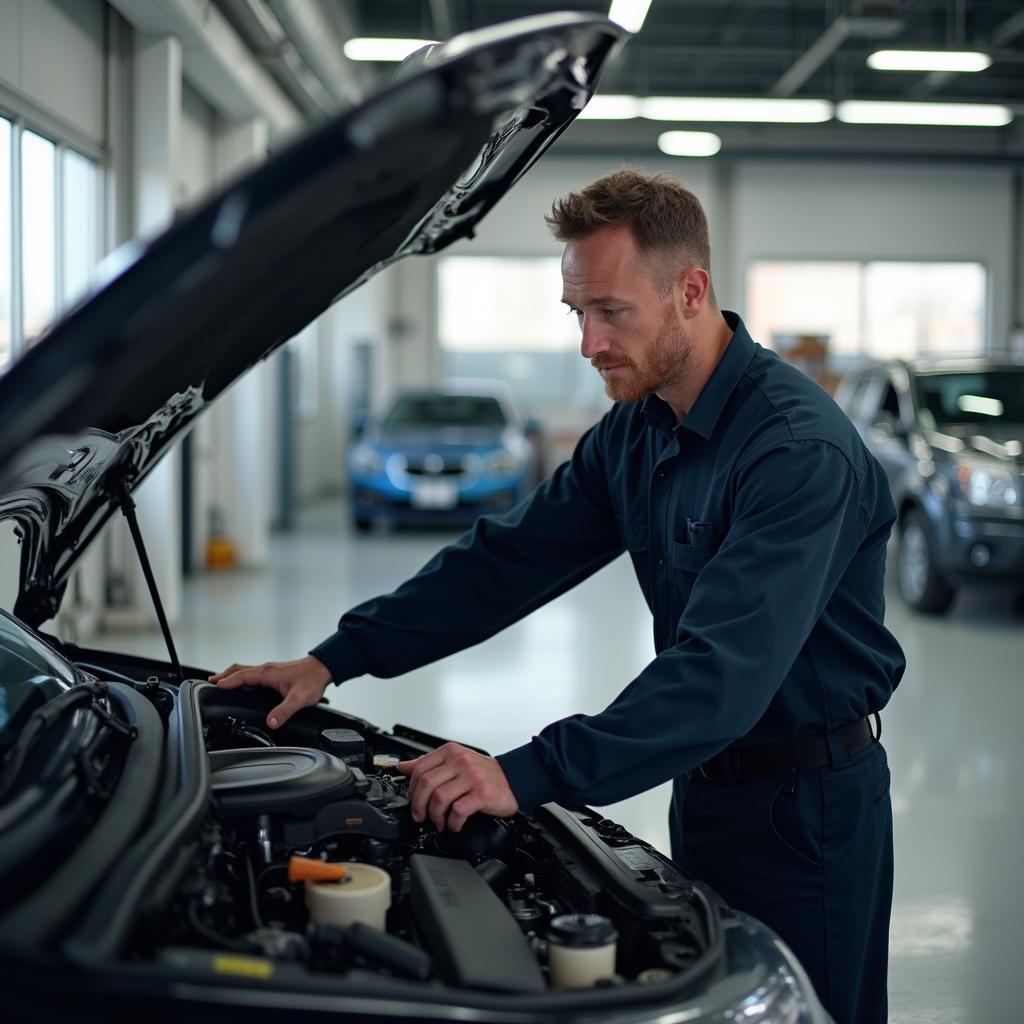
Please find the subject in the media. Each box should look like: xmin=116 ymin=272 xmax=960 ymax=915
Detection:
xmin=898 ymin=510 xmax=954 ymax=614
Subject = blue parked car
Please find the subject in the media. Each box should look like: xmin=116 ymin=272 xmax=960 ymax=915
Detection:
xmin=348 ymin=384 xmax=542 ymax=530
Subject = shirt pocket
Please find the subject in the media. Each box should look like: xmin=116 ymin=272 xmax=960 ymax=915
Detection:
xmin=669 ymin=541 xmax=713 ymax=574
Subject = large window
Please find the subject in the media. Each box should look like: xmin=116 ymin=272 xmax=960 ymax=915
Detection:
xmin=747 ymin=260 xmax=987 ymax=366
xmin=437 ymin=256 xmax=603 ymax=409
xmin=62 ymin=149 xmax=100 ymax=309
xmin=21 ymin=130 xmax=56 ymax=343
xmin=0 ymin=118 xmax=11 ymax=370
xmin=0 ymin=114 xmax=102 ymax=373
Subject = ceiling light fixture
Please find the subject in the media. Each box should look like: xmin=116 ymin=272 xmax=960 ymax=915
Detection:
xmin=643 ymin=96 xmax=833 ymax=123
xmin=867 ymin=49 xmax=992 ymax=72
xmin=608 ymin=0 xmax=654 ymax=33
xmin=578 ymin=95 xmax=643 ymax=119
xmin=837 ymin=100 xmax=1012 ymax=126
xmin=343 ymin=38 xmax=436 ymax=62
xmin=657 ymin=131 xmax=721 ymax=157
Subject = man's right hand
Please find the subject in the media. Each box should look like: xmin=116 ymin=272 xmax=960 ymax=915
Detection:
xmin=209 ymin=655 xmax=333 ymax=730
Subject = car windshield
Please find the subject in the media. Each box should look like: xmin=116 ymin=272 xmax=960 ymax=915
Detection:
xmin=383 ymin=395 xmax=508 ymax=430
xmin=915 ymin=370 xmax=1024 ymax=428
xmin=0 ymin=611 xmax=75 ymax=738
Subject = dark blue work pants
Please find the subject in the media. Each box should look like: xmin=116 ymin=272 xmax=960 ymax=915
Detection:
xmin=670 ymin=741 xmax=893 ymax=1024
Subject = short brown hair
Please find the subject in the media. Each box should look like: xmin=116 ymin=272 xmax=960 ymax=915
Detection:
xmin=546 ymin=169 xmax=714 ymax=300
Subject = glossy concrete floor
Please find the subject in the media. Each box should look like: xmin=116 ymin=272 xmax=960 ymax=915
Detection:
xmin=87 ymin=499 xmax=1024 ymax=1023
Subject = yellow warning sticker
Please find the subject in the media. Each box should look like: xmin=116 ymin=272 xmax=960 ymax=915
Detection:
xmin=211 ymin=955 xmax=274 ymax=980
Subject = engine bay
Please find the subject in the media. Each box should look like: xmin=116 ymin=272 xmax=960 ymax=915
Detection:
xmin=128 ymin=683 xmax=713 ymax=997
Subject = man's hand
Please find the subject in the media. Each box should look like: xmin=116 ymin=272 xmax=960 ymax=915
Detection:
xmin=209 ymin=655 xmax=332 ymax=730
xmin=397 ymin=743 xmax=518 ymax=833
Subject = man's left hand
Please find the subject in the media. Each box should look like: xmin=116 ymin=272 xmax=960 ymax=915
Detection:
xmin=397 ymin=743 xmax=519 ymax=832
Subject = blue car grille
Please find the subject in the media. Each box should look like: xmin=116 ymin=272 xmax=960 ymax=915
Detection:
xmin=404 ymin=460 xmax=466 ymax=477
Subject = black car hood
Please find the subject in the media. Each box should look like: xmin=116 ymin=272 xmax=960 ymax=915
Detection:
xmin=0 ymin=14 xmax=623 ymax=627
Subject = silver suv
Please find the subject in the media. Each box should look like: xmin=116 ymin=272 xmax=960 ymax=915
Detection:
xmin=836 ymin=359 xmax=1024 ymax=612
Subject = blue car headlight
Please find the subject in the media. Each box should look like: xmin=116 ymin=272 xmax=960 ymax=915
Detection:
xmin=351 ymin=443 xmax=384 ymax=475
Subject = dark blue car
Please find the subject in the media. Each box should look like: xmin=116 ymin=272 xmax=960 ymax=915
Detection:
xmin=348 ymin=385 xmax=541 ymax=530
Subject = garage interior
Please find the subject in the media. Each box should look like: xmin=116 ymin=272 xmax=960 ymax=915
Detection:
xmin=1 ymin=1 xmax=1022 ymax=1021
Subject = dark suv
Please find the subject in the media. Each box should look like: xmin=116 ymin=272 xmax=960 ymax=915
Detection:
xmin=835 ymin=358 xmax=1024 ymax=613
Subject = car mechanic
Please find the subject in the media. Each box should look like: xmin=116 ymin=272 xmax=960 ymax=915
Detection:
xmin=213 ymin=170 xmax=905 ymax=1024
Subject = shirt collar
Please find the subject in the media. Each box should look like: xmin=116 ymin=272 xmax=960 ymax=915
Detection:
xmin=641 ymin=310 xmax=756 ymax=441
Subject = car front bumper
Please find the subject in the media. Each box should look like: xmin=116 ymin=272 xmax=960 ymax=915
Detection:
xmin=351 ymin=472 xmax=526 ymax=524
xmin=937 ymin=513 xmax=1024 ymax=584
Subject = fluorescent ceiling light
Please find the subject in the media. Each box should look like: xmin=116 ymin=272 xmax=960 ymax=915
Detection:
xmin=643 ymin=96 xmax=833 ymax=123
xmin=343 ymin=38 xmax=436 ymax=62
xmin=608 ymin=0 xmax=653 ymax=33
xmin=578 ymin=95 xmax=643 ymax=119
xmin=868 ymin=49 xmax=992 ymax=72
xmin=837 ymin=100 xmax=1012 ymax=126
xmin=658 ymin=131 xmax=721 ymax=157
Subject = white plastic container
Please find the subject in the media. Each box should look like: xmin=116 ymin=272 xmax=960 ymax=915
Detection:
xmin=304 ymin=862 xmax=391 ymax=931
xmin=546 ymin=913 xmax=618 ymax=989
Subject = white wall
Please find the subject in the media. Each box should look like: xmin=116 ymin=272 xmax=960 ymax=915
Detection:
xmin=296 ymin=273 xmax=389 ymax=499
xmin=729 ymin=161 xmax=1015 ymax=349
xmin=0 ymin=0 xmax=105 ymax=152
xmin=377 ymin=155 xmax=1018 ymax=403
xmin=461 ymin=156 xmax=719 ymax=257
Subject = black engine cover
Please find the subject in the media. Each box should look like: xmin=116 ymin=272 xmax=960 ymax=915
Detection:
xmin=209 ymin=747 xmax=360 ymax=816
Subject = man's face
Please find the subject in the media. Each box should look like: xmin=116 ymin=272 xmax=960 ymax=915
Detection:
xmin=561 ymin=224 xmax=692 ymax=404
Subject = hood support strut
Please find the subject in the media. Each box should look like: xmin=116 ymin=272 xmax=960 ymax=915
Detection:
xmin=116 ymin=483 xmax=184 ymax=685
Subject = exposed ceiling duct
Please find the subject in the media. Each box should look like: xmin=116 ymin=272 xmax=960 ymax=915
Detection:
xmin=771 ymin=14 xmax=904 ymax=97
xmin=267 ymin=0 xmax=365 ymax=108
xmin=909 ymin=6 xmax=1024 ymax=98
xmin=107 ymin=0 xmax=302 ymax=138
xmin=217 ymin=0 xmax=335 ymax=118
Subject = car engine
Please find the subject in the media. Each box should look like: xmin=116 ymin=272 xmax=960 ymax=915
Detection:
xmin=133 ymin=684 xmax=712 ymax=996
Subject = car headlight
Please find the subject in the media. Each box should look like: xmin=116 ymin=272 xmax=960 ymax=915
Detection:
xmin=483 ymin=449 xmax=523 ymax=474
xmin=955 ymin=460 xmax=1019 ymax=508
xmin=709 ymin=912 xmax=831 ymax=1024
xmin=350 ymin=443 xmax=384 ymax=474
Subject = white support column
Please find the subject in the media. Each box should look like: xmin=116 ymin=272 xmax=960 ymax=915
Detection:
xmin=375 ymin=258 xmax=438 ymax=413
xmin=107 ymin=34 xmax=183 ymax=628
xmin=212 ymin=117 xmax=272 ymax=566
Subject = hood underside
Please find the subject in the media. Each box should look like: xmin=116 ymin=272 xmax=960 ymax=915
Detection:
xmin=0 ymin=14 xmax=623 ymax=626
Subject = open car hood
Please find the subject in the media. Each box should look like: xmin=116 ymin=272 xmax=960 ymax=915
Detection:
xmin=0 ymin=14 xmax=623 ymax=627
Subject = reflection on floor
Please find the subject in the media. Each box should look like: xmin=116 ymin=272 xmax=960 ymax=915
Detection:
xmin=85 ymin=499 xmax=1024 ymax=1024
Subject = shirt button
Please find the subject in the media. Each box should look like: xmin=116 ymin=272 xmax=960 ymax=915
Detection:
xmin=656 ymin=556 xmax=665 ymax=566
xmin=658 ymin=471 xmax=666 ymax=479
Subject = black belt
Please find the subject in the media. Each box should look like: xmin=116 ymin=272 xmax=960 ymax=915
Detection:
xmin=692 ymin=714 xmax=881 ymax=785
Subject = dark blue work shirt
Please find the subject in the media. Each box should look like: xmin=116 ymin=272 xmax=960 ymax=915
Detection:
xmin=311 ymin=312 xmax=905 ymax=811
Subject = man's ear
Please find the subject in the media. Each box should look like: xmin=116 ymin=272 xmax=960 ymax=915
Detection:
xmin=675 ymin=266 xmax=711 ymax=319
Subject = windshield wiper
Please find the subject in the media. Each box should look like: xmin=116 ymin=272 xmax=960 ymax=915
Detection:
xmin=0 ymin=680 xmax=136 ymax=800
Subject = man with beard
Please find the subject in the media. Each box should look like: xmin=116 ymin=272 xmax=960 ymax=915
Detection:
xmin=213 ymin=170 xmax=904 ymax=1024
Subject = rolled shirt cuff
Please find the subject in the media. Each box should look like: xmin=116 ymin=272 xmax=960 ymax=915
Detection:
xmin=496 ymin=740 xmax=560 ymax=812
